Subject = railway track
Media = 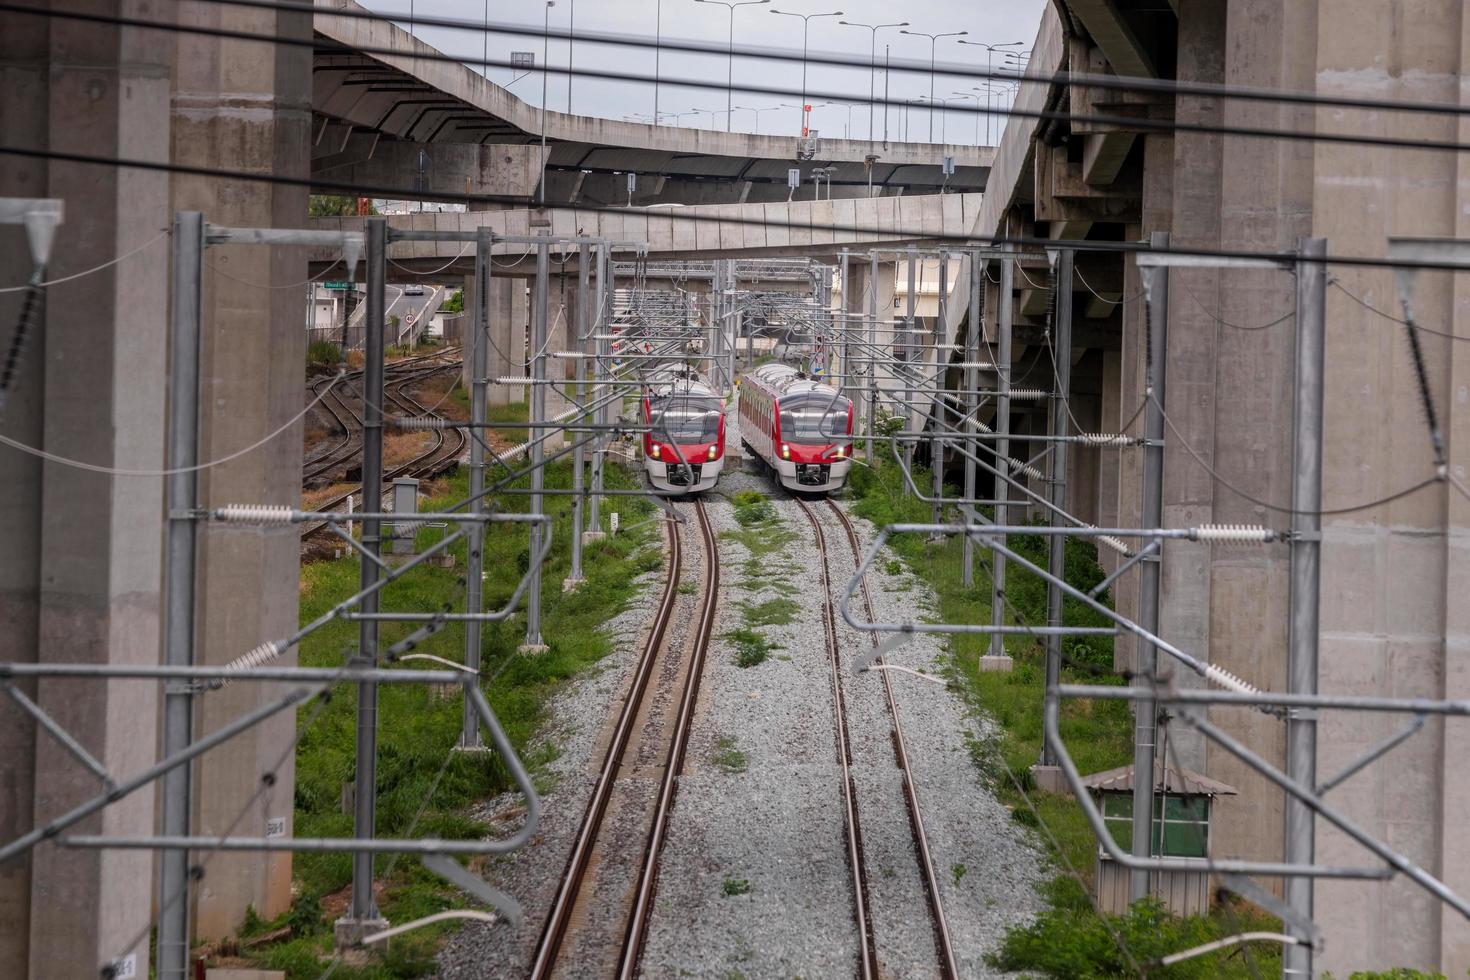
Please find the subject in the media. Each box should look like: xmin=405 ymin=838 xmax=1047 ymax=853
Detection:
xmin=529 ymin=500 xmax=720 ymax=979
xmin=795 ymin=496 xmax=960 ymax=979
xmin=300 ymin=347 xmax=466 ymax=540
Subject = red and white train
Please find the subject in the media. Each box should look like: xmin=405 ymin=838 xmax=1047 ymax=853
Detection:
xmin=739 ymin=363 xmax=853 ymax=494
xmin=641 ymin=371 xmax=727 ymax=493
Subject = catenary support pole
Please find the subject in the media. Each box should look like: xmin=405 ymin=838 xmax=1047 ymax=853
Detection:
xmin=1131 ymin=230 xmax=1170 ymax=902
xmin=523 ymin=237 xmax=550 ymax=650
xmin=1283 ymin=237 xmax=1326 ymax=978
xmin=867 ymin=250 xmax=878 ymax=460
xmin=838 ymin=251 xmax=849 ymax=401
xmin=988 ymin=257 xmax=1014 ymax=660
xmin=931 ymin=252 xmax=948 ymax=524
xmin=461 ymin=227 xmax=492 ymax=749
xmin=1042 ymin=248 xmax=1074 ymax=763
xmin=588 ymin=243 xmax=608 ymax=538
xmin=346 ymin=215 xmax=389 ymax=934
xmin=567 ymin=242 xmax=590 ymax=587
xmin=904 ymin=246 xmax=918 ymax=481
xmin=157 ymin=210 xmax=203 ymax=980
xmin=962 ymin=253 xmax=983 ymax=588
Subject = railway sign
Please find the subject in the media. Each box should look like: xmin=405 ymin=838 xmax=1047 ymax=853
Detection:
xmin=324 ymin=281 xmax=353 ymax=290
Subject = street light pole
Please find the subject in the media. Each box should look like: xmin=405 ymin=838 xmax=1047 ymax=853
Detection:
xmin=771 ymin=8 xmax=844 ymax=134
xmin=695 ymin=0 xmax=770 ymax=132
xmin=567 ymin=0 xmax=574 ymax=112
xmin=951 ymin=90 xmax=983 ymax=143
xmin=900 ymin=28 xmax=967 ymax=142
xmin=838 ymin=19 xmax=908 ymax=140
xmin=957 ymin=39 xmax=1024 ymax=143
xmin=539 ymin=1 xmax=554 ymax=205
xmin=654 ymin=0 xmax=662 ymax=120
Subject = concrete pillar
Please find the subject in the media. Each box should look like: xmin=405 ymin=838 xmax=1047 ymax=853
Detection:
xmin=0 ymin=8 xmax=173 ymax=978
xmin=171 ymin=1 xmax=311 ymax=941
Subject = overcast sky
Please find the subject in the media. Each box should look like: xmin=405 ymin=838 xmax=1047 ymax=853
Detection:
xmin=363 ymin=0 xmax=1046 ymax=144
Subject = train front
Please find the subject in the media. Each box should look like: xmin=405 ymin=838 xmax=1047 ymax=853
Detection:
xmin=775 ymin=390 xmax=853 ymax=493
xmin=643 ymin=389 xmax=726 ymax=493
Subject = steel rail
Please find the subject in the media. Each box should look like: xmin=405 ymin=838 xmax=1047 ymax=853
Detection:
xmin=825 ymin=500 xmax=958 ymax=979
xmin=793 ymin=496 xmax=879 ymax=980
xmin=618 ymin=500 xmax=721 ymax=977
xmin=528 ymin=511 xmax=685 ymax=978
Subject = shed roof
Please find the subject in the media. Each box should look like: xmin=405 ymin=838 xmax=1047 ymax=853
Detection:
xmin=1080 ymin=762 xmax=1238 ymax=797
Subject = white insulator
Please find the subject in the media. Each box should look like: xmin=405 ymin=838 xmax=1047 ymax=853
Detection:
xmin=1010 ymin=459 xmax=1046 ymax=482
xmin=1095 ymin=533 xmax=1133 ymax=557
xmin=1008 ymin=388 xmax=1049 ymax=401
xmin=1078 ymin=432 xmax=1131 ymax=448
xmin=217 ymin=640 xmax=285 ymax=685
xmin=1204 ymin=662 xmax=1259 ymax=695
xmin=1193 ymin=524 xmax=1273 ymax=544
xmin=215 ymin=504 xmax=295 ymax=524
xmin=493 ymin=376 xmax=538 ymax=385
xmin=550 ymin=351 xmax=589 ymax=359
xmin=392 ymin=416 xmax=448 ymax=431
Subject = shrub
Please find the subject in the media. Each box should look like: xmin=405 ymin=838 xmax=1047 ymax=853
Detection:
xmin=306 ymin=339 xmax=342 ymax=367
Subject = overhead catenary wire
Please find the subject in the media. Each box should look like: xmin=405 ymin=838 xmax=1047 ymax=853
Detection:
xmin=164 ymin=0 xmax=1470 ymax=123
xmin=0 ymin=371 xmax=347 ymax=476
xmin=14 ymin=2 xmax=1470 ymax=161
xmin=0 ymin=227 xmax=169 ymax=294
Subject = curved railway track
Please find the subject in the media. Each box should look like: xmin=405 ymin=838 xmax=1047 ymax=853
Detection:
xmin=529 ymin=501 xmax=720 ymax=980
xmin=822 ymin=497 xmax=959 ymax=979
xmin=300 ymin=347 xmax=466 ymax=540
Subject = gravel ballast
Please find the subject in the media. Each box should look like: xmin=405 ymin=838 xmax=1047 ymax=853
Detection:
xmin=437 ymin=398 xmax=1045 ymax=977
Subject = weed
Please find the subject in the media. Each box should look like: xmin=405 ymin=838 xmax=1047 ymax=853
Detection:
xmin=677 ymin=581 xmax=698 ymax=595
xmin=951 ymin=863 xmax=968 ymax=887
xmin=722 ymin=876 xmax=751 ymax=897
xmin=727 ymin=627 xmax=777 ymax=668
xmin=307 ymin=339 xmax=342 ymax=367
xmin=714 ymin=736 xmax=748 ymax=773
xmin=883 ymin=558 xmax=904 ymax=577
xmin=737 ymin=596 xmax=799 ymax=628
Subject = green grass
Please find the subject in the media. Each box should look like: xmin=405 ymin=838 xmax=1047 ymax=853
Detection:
xmin=236 ymin=451 xmax=657 ymax=978
xmin=713 ymin=736 xmax=748 ymax=774
xmin=848 ymin=451 xmax=1280 ymax=978
xmin=736 ymin=596 xmax=799 ymax=628
xmin=727 ymin=627 xmax=778 ymax=668
xmin=721 ymin=876 xmax=751 ymax=897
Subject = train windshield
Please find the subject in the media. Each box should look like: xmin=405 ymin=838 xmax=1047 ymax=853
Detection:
xmin=648 ymin=394 xmax=722 ymax=443
xmin=779 ymin=392 xmax=851 ymax=444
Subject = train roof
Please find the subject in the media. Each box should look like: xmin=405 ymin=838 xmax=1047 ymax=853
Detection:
xmin=746 ymin=362 xmax=847 ymax=401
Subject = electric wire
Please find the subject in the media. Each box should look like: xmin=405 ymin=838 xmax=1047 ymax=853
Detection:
xmin=165 ymin=0 xmax=1470 ymax=122
xmin=0 ymin=227 xmax=170 ymax=294
xmin=1153 ymin=392 xmax=1444 ymax=517
xmin=13 ymin=3 xmax=1470 ymax=160
xmin=0 ymin=371 xmax=346 ymax=476
xmin=1179 ymin=279 xmax=1295 ymax=332
xmin=1331 ymin=278 xmax=1470 ymax=342
xmin=10 ymin=137 xmax=1470 ymax=277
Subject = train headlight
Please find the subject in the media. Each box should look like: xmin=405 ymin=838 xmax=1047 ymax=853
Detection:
xmin=781 ymin=443 xmax=791 ymax=460
xmin=707 ymin=445 xmax=718 ymax=461
xmin=650 ymin=443 xmax=661 ymax=459
xmin=834 ymin=444 xmax=845 ymax=459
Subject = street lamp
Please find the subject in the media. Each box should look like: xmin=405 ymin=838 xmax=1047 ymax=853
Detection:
xmin=771 ymin=8 xmax=844 ymax=134
xmin=899 ymin=28 xmax=968 ymax=142
xmin=951 ymin=90 xmax=983 ymax=144
xmin=838 ymin=19 xmax=907 ymax=140
xmin=957 ymin=40 xmax=1024 ymax=143
xmin=539 ymin=1 xmax=555 ymax=205
xmin=691 ymin=107 xmax=720 ymax=128
xmin=694 ymin=0 xmax=771 ymax=132
xmin=917 ymin=95 xmax=951 ymax=143
xmin=975 ymin=80 xmax=1018 ymax=144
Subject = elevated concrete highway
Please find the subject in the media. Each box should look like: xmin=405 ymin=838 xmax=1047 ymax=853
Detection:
xmin=307 ymin=192 xmax=985 ymax=276
xmin=311 ymin=0 xmax=994 ymax=207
